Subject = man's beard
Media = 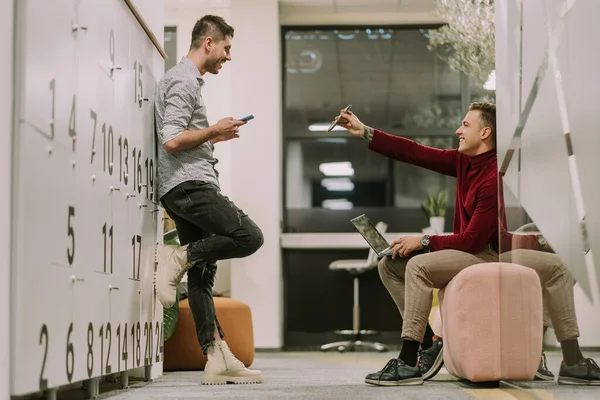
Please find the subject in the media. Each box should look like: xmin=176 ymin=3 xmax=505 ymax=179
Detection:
xmin=209 ymin=58 xmax=225 ymax=73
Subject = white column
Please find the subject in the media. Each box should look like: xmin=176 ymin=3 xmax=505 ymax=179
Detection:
xmin=286 ymin=141 xmax=311 ymax=209
xmin=229 ymin=0 xmax=282 ymax=349
xmin=0 ymin=0 xmax=13 ymax=397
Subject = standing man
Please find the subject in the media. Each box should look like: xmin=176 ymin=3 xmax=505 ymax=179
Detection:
xmin=154 ymin=15 xmax=264 ymax=385
xmin=336 ymin=102 xmax=600 ymax=386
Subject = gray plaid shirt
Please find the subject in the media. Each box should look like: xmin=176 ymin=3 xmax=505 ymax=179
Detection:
xmin=154 ymin=57 xmax=219 ymax=199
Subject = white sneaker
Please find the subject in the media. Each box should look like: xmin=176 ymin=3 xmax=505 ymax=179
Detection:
xmin=154 ymin=244 xmax=193 ymax=308
xmin=201 ymin=341 xmax=263 ymax=385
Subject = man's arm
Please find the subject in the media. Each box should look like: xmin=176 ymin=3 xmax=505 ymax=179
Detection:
xmin=366 ymin=128 xmax=459 ymax=177
xmin=337 ymin=110 xmax=458 ymax=176
xmin=428 ymin=183 xmax=496 ymax=253
xmin=159 ymin=78 xmax=220 ymax=154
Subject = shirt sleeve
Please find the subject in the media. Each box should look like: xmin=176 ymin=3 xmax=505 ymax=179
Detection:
xmin=429 ymin=182 xmax=497 ymax=253
xmin=368 ymin=129 xmax=459 ymax=177
xmin=160 ymin=77 xmax=197 ymax=144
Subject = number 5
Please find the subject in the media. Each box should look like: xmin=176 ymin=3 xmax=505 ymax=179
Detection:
xmin=67 ymin=206 xmax=75 ymax=265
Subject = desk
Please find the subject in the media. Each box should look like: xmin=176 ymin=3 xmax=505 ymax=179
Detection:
xmin=280 ymin=232 xmax=449 ymax=249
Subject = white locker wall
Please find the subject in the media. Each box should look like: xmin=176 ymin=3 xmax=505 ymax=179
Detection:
xmin=10 ymin=0 xmax=165 ymax=396
xmin=1 ymin=0 xmax=14 ymax=398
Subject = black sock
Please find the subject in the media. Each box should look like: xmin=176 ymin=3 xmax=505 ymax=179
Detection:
xmin=421 ymin=324 xmax=435 ymax=350
xmin=561 ymin=338 xmax=584 ymax=366
xmin=398 ymin=339 xmax=421 ymax=367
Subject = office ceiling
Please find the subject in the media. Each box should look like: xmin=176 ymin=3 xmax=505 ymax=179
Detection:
xmin=283 ymin=27 xmax=468 ymax=137
xmin=166 ymin=0 xmax=437 ymax=13
xmin=279 ymin=0 xmax=436 ymax=13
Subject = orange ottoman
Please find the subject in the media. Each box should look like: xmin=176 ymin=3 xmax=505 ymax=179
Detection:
xmin=439 ymin=263 xmax=543 ymax=382
xmin=163 ymin=297 xmax=255 ymax=371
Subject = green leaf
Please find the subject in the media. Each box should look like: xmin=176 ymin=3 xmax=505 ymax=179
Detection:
xmin=422 ymin=190 xmax=448 ymax=217
xmin=163 ymin=289 xmax=180 ymax=342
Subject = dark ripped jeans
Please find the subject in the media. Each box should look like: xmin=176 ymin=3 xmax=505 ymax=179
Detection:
xmin=161 ymin=181 xmax=264 ymax=354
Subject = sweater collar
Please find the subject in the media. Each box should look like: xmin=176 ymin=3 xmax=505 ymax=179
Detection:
xmin=469 ymin=148 xmax=497 ymax=168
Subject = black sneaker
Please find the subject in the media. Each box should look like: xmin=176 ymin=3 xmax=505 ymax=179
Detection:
xmin=534 ymin=351 xmax=555 ymax=381
xmin=364 ymin=358 xmax=423 ymax=386
xmin=557 ymin=358 xmax=600 ymax=385
xmin=418 ymin=337 xmax=444 ymax=380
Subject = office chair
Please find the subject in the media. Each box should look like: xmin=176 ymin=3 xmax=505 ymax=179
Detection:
xmin=320 ymin=221 xmax=389 ymax=353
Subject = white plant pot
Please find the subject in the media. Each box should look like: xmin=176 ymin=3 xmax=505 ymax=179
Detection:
xmin=429 ymin=216 xmax=445 ymax=234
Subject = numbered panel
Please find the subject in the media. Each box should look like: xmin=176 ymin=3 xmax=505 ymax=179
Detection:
xmin=11 ymin=0 xmax=164 ymax=396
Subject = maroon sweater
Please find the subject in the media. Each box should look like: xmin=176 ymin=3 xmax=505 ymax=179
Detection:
xmin=369 ymin=129 xmax=500 ymax=254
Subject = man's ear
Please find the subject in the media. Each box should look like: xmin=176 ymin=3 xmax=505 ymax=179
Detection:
xmin=481 ymin=126 xmax=492 ymax=141
xmin=204 ymin=37 xmax=214 ymax=53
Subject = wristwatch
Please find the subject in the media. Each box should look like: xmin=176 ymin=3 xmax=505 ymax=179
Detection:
xmin=421 ymin=235 xmax=431 ymax=250
xmin=537 ymin=234 xmax=547 ymax=248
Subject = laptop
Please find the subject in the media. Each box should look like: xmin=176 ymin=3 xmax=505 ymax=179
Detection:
xmin=351 ymin=214 xmax=394 ymax=257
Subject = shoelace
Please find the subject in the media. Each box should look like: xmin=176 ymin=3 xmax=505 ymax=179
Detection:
xmin=584 ymin=358 xmax=600 ymax=370
xmin=378 ymin=359 xmax=399 ymax=379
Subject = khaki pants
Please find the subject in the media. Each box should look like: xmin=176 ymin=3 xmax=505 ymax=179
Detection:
xmin=378 ymin=248 xmax=579 ymax=343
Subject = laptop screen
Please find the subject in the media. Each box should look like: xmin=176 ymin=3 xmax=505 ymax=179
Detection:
xmin=351 ymin=214 xmax=390 ymax=253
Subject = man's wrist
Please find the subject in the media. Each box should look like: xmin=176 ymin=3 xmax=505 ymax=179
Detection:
xmin=206 ymin=125 xmax=219 ymax=138
xmin=362 ymin=126 xmax=374 ymax=142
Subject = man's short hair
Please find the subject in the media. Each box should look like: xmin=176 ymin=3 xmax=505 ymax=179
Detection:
xmin=190 ymin=15 xmax=234 ymax=50
xmin=469 ymin=101 xmax=496 ymax=146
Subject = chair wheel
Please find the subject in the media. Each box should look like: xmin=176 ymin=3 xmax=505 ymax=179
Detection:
xmin=337 ymin=346 xmax=346 ymax=352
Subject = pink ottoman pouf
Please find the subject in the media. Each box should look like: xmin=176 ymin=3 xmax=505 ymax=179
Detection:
xmin=438 ymin=262 xmax=543 ymax=382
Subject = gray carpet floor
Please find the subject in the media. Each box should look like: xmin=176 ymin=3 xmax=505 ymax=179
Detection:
xmin=88 ymin=350 xmax=600 ymax=400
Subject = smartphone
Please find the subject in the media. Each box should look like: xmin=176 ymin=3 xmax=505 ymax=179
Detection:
xmin=327 ymin=104 xmax=352 ymax=132
xmin=238 ymin=114 xmax=254 ymax=122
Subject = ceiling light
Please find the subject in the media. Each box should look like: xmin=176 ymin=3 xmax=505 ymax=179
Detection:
xmin=322 ymin=199 xmax=354 ymax=210
xmin=321 ymin=178 xmax=354 ymax=192
xmin=309 ymin=123 xmax=346 ymax=132
xmin=316 ymin=138 xmax=347 ymax=144
xmin=319 ymin=162 xmax=354 ymax=177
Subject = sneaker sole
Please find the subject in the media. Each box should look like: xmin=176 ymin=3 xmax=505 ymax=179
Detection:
xmin=154 ymin=245 xmax=176 ymax=309
xmin=364 ymin=377 xmax=423 ymax=386
xmin=201 ymin=374 xmax=264 ymax=385
xmin=422 ymin=349 xmax=444 ymax=381
xmin=534 ymin=372 xmax=555 ymax=381
xmin=557 ymin=376 xmax=600 ymax=385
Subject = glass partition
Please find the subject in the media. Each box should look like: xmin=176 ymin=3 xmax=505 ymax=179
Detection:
xmin=496 ymin=0 xmax=600 ymax=348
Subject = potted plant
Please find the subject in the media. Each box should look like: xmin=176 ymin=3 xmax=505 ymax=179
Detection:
xmin=422 ymin=190 xmax=448 ymax=234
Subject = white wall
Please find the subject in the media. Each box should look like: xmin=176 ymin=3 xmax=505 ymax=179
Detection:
xmin=279 ymin=4 xmax=441 ymax=25
xmin=228 ymin=0 xmax=282 ymax=349
xmin=165 ymin=0 xmax=282 ymax=348
xmin=0 ymin=0 xmax=12 ymax=396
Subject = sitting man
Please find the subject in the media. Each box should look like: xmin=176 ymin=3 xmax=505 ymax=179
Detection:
xmin=336 ymin=101 xmax=600 ymax=386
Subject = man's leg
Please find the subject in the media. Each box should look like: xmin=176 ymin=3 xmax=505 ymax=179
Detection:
xmin=163 ymin=199 xmax=263 ymax=385
xmin=365 ymin=248 xmax=495 ymax=386
xmin=501 ymin=250 xmax=600 ymax=385
xmin=156 ymin=181 xmax=264 ymax=307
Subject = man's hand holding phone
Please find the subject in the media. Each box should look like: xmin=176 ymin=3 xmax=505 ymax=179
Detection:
xmin=212 ymin=117 xmax=246 ymax=144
